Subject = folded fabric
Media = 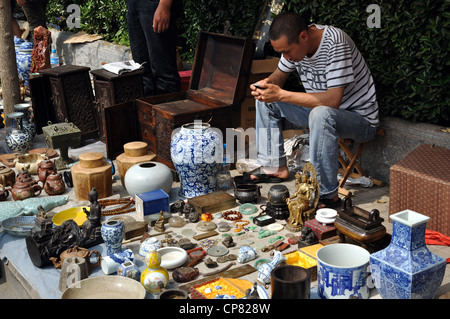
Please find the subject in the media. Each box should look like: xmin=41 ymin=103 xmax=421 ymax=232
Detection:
xmin=425 ymin=229 xmax=450 ymax=263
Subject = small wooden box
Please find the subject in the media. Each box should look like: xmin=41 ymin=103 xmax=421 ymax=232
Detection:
xmin=188 ymin=191 xmax=237 ymax=214
xmin=135 ymin=189 xmax=170 ymax=220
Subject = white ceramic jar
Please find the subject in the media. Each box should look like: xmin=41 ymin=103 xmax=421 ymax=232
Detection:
xmin=124 ymin=161 xmax=173 ymax=197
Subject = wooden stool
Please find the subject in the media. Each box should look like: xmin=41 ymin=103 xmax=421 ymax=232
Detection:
xmin=338 ymin=128 xmax=385 ymax=197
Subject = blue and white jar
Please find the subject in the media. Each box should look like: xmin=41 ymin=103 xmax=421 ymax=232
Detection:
xmin=370 ymin=210 xmax=446 ymax=299
xmin=317 ymin=243 xmax=371 ymax=299
xmin=14 ymin=103 xmax=36 ymax=138
xmin=16 ymin=40 xmax=33 ymax=87
xmin=170 ymin=121 xmax=222 ymax=198
xmin=14 ymin=36 xmax=24 ymax=54
xmin=5 ymin=112 xmax=33 ymax=154
xmin=100 ymin=219 xmax=125 ymax=256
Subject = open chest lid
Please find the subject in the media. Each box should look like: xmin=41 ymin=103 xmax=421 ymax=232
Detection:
xmin=187 ymin=31 xmax=255 ymax=106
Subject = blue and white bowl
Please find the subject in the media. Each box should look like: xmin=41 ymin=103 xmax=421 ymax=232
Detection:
xmin=317 ymin=243 xmax=371 ymax=299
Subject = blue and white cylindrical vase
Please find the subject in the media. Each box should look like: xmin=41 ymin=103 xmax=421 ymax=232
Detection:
xmin=16 ymin=40 xmax=33 ymax=87
xmin=170 ymin=121 xmax=223 ymax=198
xmin=14 ymin=103 xmax=36 ymax=138
xmin=317 ymin=243 xmax=371 ymax=299
xmin=370 ymin=210 xmax=446 ymax=299
xmin=101 ymin=219 xmax=125 ymax=256
xmin=5 ymin=112 xmax=33 ymax=154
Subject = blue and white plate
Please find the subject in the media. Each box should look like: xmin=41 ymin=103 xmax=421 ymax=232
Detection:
xmin=1 ymin=216 xmax=36 ymax=237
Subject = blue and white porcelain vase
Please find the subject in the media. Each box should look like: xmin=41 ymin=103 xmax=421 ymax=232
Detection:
xmin=370 ymin=210 xmax=446 ymax=299
xmin=16 ymin=40 xmax=33 ymax=87
xmin=14 ymin=36 xmax=24 ymax=55
xmin=101 ymin=219 xmax=125 ymax=256
xmin=170 ymin=121 xmax=222 ymax=198
xmin=14 ymin=103 xmax=36 ymax=138
xmin=257 ymin=250 xmax=286 ymax=284
xmin=5 ymin=112 xmax=33 ymax=154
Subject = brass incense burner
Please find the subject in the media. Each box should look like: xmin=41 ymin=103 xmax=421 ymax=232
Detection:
xmin=42 ymin=120 xmax=81 ymax=170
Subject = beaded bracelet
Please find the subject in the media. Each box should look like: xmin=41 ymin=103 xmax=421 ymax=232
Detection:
xmin=222 ymin=210 xmax=243 ymax=221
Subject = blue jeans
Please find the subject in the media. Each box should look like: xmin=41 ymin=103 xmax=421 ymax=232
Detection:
xmin=255 ymin=101 xmax=377 ymax=199
xmin=127 ymin=0 xmax=181 ymax=96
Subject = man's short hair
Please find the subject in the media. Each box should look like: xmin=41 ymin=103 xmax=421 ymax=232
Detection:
xmin=269 ymin=12 xmax=308 ymax=44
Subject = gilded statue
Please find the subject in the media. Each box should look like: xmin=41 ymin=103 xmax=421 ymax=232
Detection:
xmin=286 ymin=162 xmax=320 ymax=232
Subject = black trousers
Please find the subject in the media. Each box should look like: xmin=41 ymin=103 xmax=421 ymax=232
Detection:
xmin=22 ymin=0 xmax=48 ymax=40
xmin=127 ymin=0 xmax=181 ymax=96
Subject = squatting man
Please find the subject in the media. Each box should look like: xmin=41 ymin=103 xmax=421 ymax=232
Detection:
xmin=249 ymin=12 xmax=379 ymax=209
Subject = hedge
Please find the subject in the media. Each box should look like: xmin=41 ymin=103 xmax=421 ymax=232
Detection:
xmin=44 ymin=0 xmax=449 ymax=125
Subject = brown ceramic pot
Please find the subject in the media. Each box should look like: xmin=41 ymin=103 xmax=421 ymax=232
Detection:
xmin=0 ymin=165 xmax=15 ymax=188
xmin=9 ymin=177 xmax=42 ymax=200
xmin=37 ymin=159 xmax=57 ymax=183
xmin=44 ymin=172 xmax=66 ymax=195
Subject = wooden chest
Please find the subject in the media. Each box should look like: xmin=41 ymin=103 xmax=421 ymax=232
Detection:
xmin=135 ymin=31 xmax=254 ymax=169
xmin=36 ymin=65 xmax=99 ymax=140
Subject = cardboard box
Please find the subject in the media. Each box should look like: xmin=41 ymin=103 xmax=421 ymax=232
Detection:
xmin=135 ymin=189 xmax=169 ymax=220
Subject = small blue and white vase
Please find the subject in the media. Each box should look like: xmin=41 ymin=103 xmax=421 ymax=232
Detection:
xmin=370 ymin=210 xmax=446 ymax=299
xmin=14 ymin=103 xmax=36 ymax=138
xmin=5 ymin=112 xmax=33 ymax=153
xmin=117 ymin=260 xmax=141 ymax=281
xmin=257 ymin=250 xmax=286 ymax=284
xmin=100 ymin=219 xmax=125 ymax=256
xmin=237 ymin=246 xmax=258 ymax=264
xmin=170 ymin=121 xmax=222 ymax=198
xmin=16 ymin=40 xmax=33 ymax=87
xmin=100 ymin=248 xmax=134 ymax=275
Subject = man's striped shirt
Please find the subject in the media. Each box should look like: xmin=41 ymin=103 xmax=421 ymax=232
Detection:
xmin=278 ymin=24 xmax=379 ymax=127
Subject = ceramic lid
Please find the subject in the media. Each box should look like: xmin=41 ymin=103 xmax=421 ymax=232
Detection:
xmin=19 ymin=40 xmax=33 ymax=51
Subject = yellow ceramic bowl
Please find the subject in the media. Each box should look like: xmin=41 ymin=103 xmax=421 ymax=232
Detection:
xmin=52 ymin=206 xmax=89 ymax=227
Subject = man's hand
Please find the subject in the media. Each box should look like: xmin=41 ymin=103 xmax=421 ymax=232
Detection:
xmin=251 ymin=78 xmax=283 ymax=104
xmin=17 ymin=0 xmax=27 ymax=6
xmin=153 ymin=0 xmax=172 ymax=33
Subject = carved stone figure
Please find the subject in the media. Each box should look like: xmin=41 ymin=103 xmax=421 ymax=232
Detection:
xmin=80 ymin=188 xmax=103 ymax=247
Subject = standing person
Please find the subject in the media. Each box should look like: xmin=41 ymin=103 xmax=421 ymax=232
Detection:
xmin=16 ymin=0 xmax=49 ymax=41
xmin=127 ymin=0 xmax=182 ymax=96
xmin=11 ymin=0 xmax=23 ymax=38
xmin=250 ymin=12 xmax=379 ymax=208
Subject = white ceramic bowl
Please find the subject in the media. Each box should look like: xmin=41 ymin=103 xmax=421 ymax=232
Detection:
xmin=316 ymin=243 xmax=370 ymax=299
xmin=157 ymin=247 xmax=188 ymax=269
xmin=61 ymin=276 xmax=146 ymax=299
xmin=316 ymin=208 xmax=337 ymax=219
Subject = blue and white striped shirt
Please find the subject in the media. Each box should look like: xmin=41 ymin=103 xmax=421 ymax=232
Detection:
xmin=278 ymin=24 xmax=379 ymax=127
